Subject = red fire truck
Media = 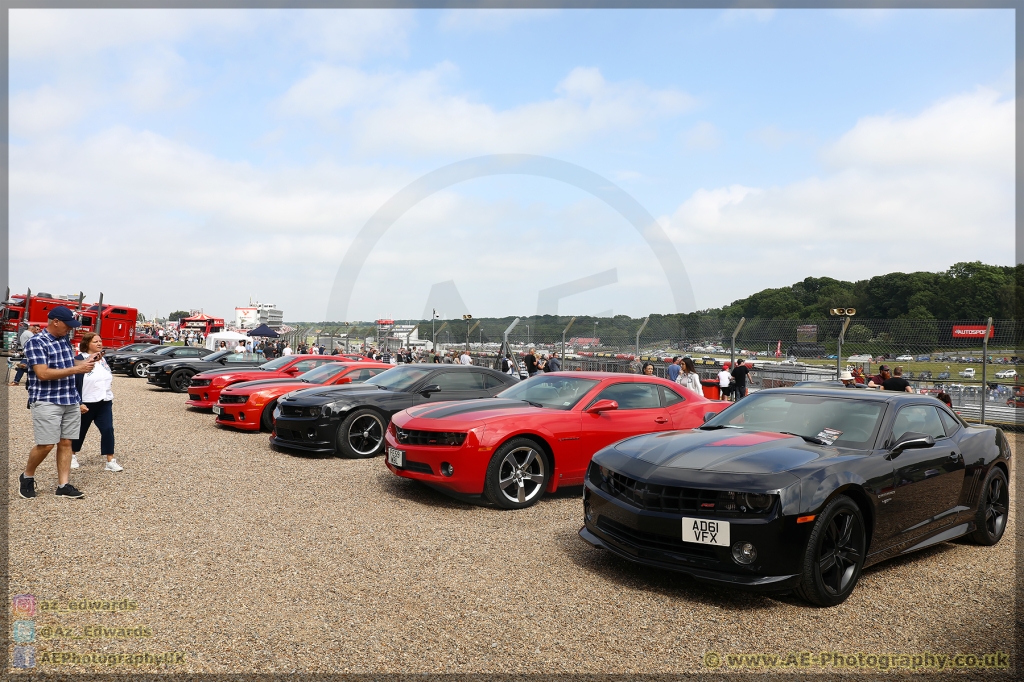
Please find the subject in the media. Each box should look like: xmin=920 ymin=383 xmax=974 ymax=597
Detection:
xmin=1 ymin=292 xmax=141 ymax=351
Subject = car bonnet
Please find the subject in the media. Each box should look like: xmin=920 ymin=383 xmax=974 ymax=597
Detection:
xmin=613 ymin=429 xmax=844 ymax=474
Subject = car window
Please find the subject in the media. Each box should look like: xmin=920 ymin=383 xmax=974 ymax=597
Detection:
xmin=292 ymin=359 xmax=331 ymax=373
xmin=496 ymin=376 xmax=600 ymax=410
xmin=890 ymin=405 xmax=946 ymax=442
xmin=224 ymin=353 xmax=259 ymax=363
xmin=660 ymin=385 xmax=685 ymax=406
xmin=431 ymin=371 xmax=486 ymax=391
xmin=179 ymin=348 xmax=204 ymax=357
xmin=590 ymin=382 xmax=662 ymax=410
xmin=937 ymin=409 xmax=962 ymax=437
xmin=350 ymin=367 xmax=387 ymax=382
xmin=481 ymin=373 xmax=506 ymax=389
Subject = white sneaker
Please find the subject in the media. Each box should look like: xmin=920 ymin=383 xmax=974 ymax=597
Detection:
xmin=104 ymin=459 xmax=123 ymax=472
xmin=70 ymin=455 xmax=80 ymax=469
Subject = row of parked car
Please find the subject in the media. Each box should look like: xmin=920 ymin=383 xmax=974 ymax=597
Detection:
xmin=123 ymin=347 xmax=1012 ymax=608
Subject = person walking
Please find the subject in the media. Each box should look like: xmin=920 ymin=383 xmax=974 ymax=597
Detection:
xmin=10 ymin=324 xmax=39 ymax=386
xmin=20 ymin=306 xmax=94 ymax=500
xmin=731 ymin=358 xmax=751 ymax=401
xmin=459 ymin=350 xmax=472 ymax=365
xmin=70 ymin=333 xmax=123 ymax=472
xmin=666 ymin=356 xmax=681 ymax=383
xmin=676 ymin=357 xmax=701 ymax=394
xmin=524 ymin=348 xmax=539 ymax=377
xmin=718 ymin=362 xmax=734 ymax=401
xmin=282 ymin=342 xmax=293 ymax=356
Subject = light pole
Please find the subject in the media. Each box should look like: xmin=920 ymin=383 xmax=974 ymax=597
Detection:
xmin=525 ymin=325 xmax=530 ymax=348
xmin=593 ymin=321 xmax=598 ymax=347
xmin=431 ymin=308 xmax=439 ymax=350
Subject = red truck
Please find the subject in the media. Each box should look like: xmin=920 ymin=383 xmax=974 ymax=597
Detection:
xmin=1 ymin=292 xmax=142 ymax=351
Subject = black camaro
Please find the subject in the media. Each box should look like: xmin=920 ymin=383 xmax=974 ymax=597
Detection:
xmin=270 ymin=364 xmax=518 ymax=458
xmin=147 ymin=350 xmax=264 ymax=393
xmin=580 ymin=387 xmax=1011 ymax=606
xmin=110 ymin=345 xmax=212 ymax=378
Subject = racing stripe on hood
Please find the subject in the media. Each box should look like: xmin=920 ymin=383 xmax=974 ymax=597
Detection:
xmin=413 ymin=399 xmax=531 ymax=420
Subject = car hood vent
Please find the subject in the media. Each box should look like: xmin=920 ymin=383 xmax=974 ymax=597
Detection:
xmin=615 ymin=431 xmax=835 ymax=474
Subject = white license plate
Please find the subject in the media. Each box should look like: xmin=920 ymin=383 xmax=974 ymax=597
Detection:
xmin=682 ymin=517 xmax=730 ymax=546
xmin=212 ymin=406 xmax=221 ymax=415
xmin=387 ymin=447 xmax=405 ymax=468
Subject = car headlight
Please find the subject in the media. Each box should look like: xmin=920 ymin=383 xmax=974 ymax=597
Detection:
xmin=322 ymin=401 xmax=350 ymax=418
xmin=164 ymin=367 xmax=173 ymax=373
xmin=717 ymin=491 xmax=775 ymax=513
xmin=307 ymin=405 xmax=321 ymax=418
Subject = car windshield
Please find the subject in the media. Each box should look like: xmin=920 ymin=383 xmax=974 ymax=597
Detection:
xmin=148 ymin=346 xmax=177 ymax=356
xmin=298 ymin=363 xmax=347 ymax=383
xmin=364 ymin=366 xmax=433 ymax=391
xmin=204 ymin=350 xmax=231 ymax=361
xmin=496 ymin=376 xmax=600 ymax=410
xmin=260 ymin=356 xmax=295 ymax=371
xmin=702 ymin=392 xmax=885 ymax=449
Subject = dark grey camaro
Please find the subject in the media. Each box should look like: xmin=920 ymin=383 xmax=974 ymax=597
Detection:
xmin=580 ymin=387 xmax=1011 ymax=606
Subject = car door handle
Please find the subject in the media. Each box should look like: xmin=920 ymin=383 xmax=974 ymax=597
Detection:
xmin=654 ymin=417 xmax=669 ymax=424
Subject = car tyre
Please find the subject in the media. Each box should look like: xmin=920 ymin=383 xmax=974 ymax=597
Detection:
xmin=968 ymin=466 xmax=1008 ymax=546
xmin=260 ymin=401 xmax=277 ymax=432
xmin=483 ymin=437 xmax=549 ymax=510
xmin=795 ymin=495 xmax=866 ymax=607
xmin=132 ymin=362 xmax=150 ymax=378
xmin=169 ymin=370 xmax=193 ymax=393
xmin=336 ymin=408 xmax=386 ymax=458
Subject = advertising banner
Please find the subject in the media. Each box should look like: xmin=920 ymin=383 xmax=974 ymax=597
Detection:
xmin=796 ymin=325 xmax=818 ymax=343
xmin=952 ymin=325 xmax=993 ymax=339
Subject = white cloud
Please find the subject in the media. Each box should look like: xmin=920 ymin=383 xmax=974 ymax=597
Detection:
xmin=287 ymin=9 xmax=414 ymax=61
xmin=9 ymin=85 xmax=94 ymax=137
xmin=279 ymin=64 xmax=696 ymax=155
xmin=437 ymin=8 xmax=558 ymax=32
xmin=681 ymin=121 xmax=721 ymax=151
xmin=749 ymin=125 xmax=810 ymax=150
xmin=663 ymin=87 xmax=1014 ymax=309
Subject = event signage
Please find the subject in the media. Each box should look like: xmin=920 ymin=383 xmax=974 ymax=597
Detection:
xmin=796 ymin=325 xmax=818 ymax=343
xmin=952 ymin=325 xmax=993 ymax=339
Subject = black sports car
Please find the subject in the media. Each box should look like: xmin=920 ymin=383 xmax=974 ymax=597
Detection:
xmin=110 ymin=345 xmax=212 ymax=378
xmin=580 ymin=387 xmax=1011 ymax=606
xmin=270 ymin=364 xmax=518 ymax=458
xmin=147 ymin=350 xmax=264 ymax=393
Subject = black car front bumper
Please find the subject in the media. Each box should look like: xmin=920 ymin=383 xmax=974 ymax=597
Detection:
xmin=147 ymin=371 xmax=173 ymax=388
xmin=269 ymin=416 xmax=337 ymax=454
xmin=580 ymin=481 xmax=807 ymax=592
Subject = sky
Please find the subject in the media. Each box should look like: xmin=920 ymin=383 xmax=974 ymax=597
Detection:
xmin=7 ymin=8 xmax=1015 ymax=322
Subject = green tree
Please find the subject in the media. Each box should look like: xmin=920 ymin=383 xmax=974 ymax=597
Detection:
xmin=168 ymin=310 xmax=191 ymax=321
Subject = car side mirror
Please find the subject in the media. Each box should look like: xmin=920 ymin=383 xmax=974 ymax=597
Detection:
xmin=586 ymin=399 xmax=619 ymax=414
xmin=703 ymin=411 xmax=716 ymax=423
xmin=888 ymin=433 xmax=935 ymax=456
xmin=420 ymin=384 xmax=441 ymax=396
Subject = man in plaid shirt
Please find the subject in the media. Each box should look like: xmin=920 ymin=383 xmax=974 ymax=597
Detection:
xmin=20 ymin=306 xmax=96 ymax=499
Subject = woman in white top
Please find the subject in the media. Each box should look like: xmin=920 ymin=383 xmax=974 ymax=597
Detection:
xmin=676 ymin=356 xmax=702 ymax=394
xmin=71 ymin=333 xmax=123 ymax=472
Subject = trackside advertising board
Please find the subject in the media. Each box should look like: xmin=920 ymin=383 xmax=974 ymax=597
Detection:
xmin=952 ymin=325 xmax=993 ymax=339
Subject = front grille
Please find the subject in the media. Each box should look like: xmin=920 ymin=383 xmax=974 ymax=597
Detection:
xmin=592 ymin=466 xmax=774 ymax=517
xmin=217 ymin=412 xmax=236 ymax=422
xmin=395 ymin=428 xmax=466 ymax=446
xmin=190 ymin=379 xmax=211 ymax=387
xmin=596 ymin=517 xmax=719 ymax=561
xmin=402 ymin=459 xmax=433 ymax=474
xmin=219 ymin=395 xmax=248 ymax=404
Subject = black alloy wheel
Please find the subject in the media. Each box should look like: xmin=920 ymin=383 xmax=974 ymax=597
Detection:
xmin=337 ymin=408 xmax=385 ymax=458
xmin=969 ymin=467 xmax=1008 ymax=545
xmin=796 ymin=495 xmax=866 ymax=607
xmin=483 ymin=437 xmax=549 ymax=510
xmin=260 ymin=401 xmax=277 ymax=432
xmin=132 ymin=361 xmax=150 ymax=378
xmin=169 ymin=370 xmax=193 ymax=393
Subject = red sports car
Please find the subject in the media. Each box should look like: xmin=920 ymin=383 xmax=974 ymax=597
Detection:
xmin=384 ymin=372 xmax=730 ymax=509
xmin=186 ymin=355 xmax=346 ymax=408
xmin=214 ymin=362 xmax=393 ymax=431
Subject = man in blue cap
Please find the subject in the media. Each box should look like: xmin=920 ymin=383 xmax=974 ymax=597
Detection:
xmin=19 ymin=306 xmax=96 ymax=499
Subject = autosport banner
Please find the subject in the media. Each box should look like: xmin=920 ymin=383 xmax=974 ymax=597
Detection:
xmin=951 ymin=325 xmax=993 ymax=338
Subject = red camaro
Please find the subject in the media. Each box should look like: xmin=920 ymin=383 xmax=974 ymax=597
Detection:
xmin=384 ymin=372 xmax=730 ymax=509
xmin=186 ymin=355 xmax=347 ymax=408
xmin=214 ymin=362 xmax=393 ymax=431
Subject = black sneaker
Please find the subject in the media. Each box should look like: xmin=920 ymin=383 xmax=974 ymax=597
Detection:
xmin=55 ymin=483 xmax=84 ymax=499
xmin=19 ymin=474 xmax=36 ymax=499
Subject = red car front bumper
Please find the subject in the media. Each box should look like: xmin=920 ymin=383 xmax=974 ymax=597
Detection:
xmin=213 ymin=399 xmax=267 ymax=431
xmin=186 ymin=386 xmax=225 ymax=409
xmin=383 ymin=429 xmax=492 ymax=496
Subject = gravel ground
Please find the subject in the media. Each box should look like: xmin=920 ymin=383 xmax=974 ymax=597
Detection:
xmin=6 ymin=376 xmax=1017 ymax=675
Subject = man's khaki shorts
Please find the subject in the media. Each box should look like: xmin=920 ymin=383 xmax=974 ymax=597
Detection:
xmin=30 ymin=402 xmax=81 ymax=445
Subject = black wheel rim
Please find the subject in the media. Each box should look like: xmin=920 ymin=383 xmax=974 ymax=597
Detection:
xmin=817 ymin=510 xmax=863 ymax=596
xmin=347 ymin=415 xmax=383 ymax=455
xmin=496 ymin=446 xmax=545 ymax=504
xmin=173 ymin=374 xmax=191 ymax=391
xmin=984 ymin=475 xmax=1008 ymax=538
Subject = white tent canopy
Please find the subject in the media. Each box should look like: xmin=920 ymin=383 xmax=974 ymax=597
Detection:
xmin=204 ymin=331 xmax=249 ymax=351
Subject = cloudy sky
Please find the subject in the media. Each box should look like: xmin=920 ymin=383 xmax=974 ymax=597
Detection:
xmin=8 ymin=8 xmax=1014 ymax=322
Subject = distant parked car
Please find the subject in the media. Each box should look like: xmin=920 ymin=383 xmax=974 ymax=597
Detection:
xmin=918 ymin=370 xmax=933 ymax=380
xmin=916 ymin=355 xmax=931 ymax=362
xmin=960 ymin=368 xmax=976 ymax=379
xmin=995 ymin=369 xmax=1017 ymax=380
xmin=826 ymin=354 xmax=838 ymax=359
xmin=895 ymin=355 xmax=914 ymax=362
xmin=937 ymin=372 xmax=951 ymax=380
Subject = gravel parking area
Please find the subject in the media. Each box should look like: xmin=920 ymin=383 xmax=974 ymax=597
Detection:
xmin=6 ymin=376 xmax=1017 ymax=674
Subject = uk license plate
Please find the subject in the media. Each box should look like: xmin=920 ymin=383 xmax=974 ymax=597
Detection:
xmin=387 ymin=447 xmax=404 ymax=468
xmin=682 ymin=517 xmax=730 ymax=546
xmin=212 ymin=406 xmax=221 ymax=415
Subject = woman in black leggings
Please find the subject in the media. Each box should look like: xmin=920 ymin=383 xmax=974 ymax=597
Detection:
xmin=72 ymin=333 xmax=123 ymax=472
